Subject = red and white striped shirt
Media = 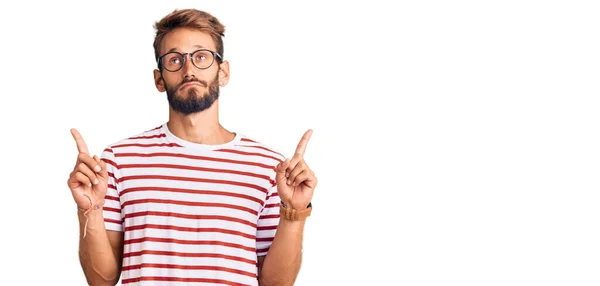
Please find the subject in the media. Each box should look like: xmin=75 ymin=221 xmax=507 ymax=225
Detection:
xmin=100 ymin=123 xmax=284 ymax=286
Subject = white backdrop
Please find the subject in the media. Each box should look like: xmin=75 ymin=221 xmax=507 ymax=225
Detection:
xmin=0 ymin=0 xmax=599 ymax=285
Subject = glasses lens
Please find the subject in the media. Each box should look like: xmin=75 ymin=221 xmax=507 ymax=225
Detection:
xmin=192 ymin=50 xmax=214 ymax=69
xmin=162 ymin=53 xmax=183 ymax=71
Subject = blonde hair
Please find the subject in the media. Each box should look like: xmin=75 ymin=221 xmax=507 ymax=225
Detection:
xmin=153 ymin=9 xmax=226 ymax=64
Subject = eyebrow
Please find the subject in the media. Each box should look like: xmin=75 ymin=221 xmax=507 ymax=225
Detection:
xmin=166 ymin=45 xmax=208 ymax=53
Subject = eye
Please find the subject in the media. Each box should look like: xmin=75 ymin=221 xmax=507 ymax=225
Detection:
xmin=169 ymin=57 xmax=181 ymax=64
xmin=194 ymin=51 xmax=212 ymax=62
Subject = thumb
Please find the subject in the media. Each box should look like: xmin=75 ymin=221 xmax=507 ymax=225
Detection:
xmin=275 ymin=159 xmax=290 ymax=185
xmin=93 ymin=155 xmax=109 ymax=182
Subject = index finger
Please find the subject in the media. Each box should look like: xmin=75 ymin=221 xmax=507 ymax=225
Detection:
xmin=70 ymin=128 xmax=90 ymax=154
xmin=294 ymin=129 xmax=313 ymax=157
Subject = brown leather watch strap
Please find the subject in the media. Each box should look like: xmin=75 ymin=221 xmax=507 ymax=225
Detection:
xmin=279 ymin=202 xmax=312 ymax=221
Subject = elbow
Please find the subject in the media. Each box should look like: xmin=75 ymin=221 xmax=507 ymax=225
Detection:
xmin=92 ymin=265 xmax=120 ymax=285
xmin=258 ymin=275 xmax=295 ymax=286
xmin=84 ymin=271 xmax=119 ymax=286
xmin=84 ymin=273 xmax=119 ymax=286
xmin=259 ymin=280 xmax=293 ymax=286
xmin=258 ymin=257 xmax=302 ymax=286
xmin=81 ymin=259 xmax=119 ymax=285
xmin=83 ymin=274 xmax=118 ymax=286
xmin=78 ymin=249 xmax=120 ymax=285
xmin=87 ymin=280 xmax=118 ymax=286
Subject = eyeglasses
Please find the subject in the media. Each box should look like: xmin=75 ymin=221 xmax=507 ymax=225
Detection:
xmin=158 ymin=49 xmax=223 ymax=72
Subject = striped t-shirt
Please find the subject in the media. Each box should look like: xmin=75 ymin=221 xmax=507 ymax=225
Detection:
xmin=100 ymin=123 xmax=284 ymax=286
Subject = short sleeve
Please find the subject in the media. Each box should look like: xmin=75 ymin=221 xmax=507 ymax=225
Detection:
xmin=100 ymin=147 xmax=123 ymax=232
xmin=256 ymin=184 xmax=281 ymax=256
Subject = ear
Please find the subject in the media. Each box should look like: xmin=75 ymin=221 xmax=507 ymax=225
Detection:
xmin=153 ymin=69 xmax=166 ymax=92
xmin=218 ymin=60 xmax=230 ymax=86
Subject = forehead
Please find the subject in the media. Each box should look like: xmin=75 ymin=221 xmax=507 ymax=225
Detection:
xmin=160 ymin=27 xmax=217 ymax=54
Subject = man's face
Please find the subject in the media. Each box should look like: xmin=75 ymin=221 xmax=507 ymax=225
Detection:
xmin=154 ymin=28 xmax=227 ymax=115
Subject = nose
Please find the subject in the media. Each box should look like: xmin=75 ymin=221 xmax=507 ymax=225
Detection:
xmin=181 ymin=53 xmax=196 ymax=77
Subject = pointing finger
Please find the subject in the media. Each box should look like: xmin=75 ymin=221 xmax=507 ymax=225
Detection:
xmin=294 ymin=129 xmax=313 ymax=157
xmin=71 ymin=128 xmax=90 ymax=154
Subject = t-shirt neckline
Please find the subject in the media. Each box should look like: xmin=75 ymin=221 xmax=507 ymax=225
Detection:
xmin=162 ymin=123 xmax=240 ymax=151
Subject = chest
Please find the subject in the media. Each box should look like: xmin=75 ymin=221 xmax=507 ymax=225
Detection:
xmin=115 ymin=156 xmax=274 ymax=228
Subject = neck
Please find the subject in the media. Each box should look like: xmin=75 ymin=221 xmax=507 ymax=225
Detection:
xmin=167 ymin=100 xmax=234 ymax=145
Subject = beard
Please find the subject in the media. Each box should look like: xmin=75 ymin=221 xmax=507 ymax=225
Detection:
xmin=165 ymin=76 xmax=220 ymax=115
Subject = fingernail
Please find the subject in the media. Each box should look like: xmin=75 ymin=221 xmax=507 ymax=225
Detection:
xmin=95 ymin=165 xmax=101 ymax=172
xmin=285 ymin=173 xmax=289 ymax=178
xmin=287 ymin=179 xmax=291 ymax=185
xmin=88 ymin=183 xmax=92 ymax=187
xmin=93 ymin=179 xmax=99 ymax=185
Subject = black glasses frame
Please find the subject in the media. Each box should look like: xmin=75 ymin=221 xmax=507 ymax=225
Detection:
xmin=157 ymin=49 xmax=223 ymax=72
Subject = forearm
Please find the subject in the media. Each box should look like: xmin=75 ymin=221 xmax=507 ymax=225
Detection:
xmin=259 ymin=218 xmax=305 ymax=286
xmin=78 ymin=210 xmax=120 ymax=285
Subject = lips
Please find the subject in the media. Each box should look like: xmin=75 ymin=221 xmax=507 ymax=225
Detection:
xmin=179 ymin=81 xmax=203 ymax=90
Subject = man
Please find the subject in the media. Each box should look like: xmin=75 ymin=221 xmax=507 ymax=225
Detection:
xmin=68 ymin=9 xmax=317 ymax=286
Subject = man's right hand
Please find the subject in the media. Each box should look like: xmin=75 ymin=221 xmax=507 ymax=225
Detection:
xmin=67 ymin=128 xmax=109 ymax=210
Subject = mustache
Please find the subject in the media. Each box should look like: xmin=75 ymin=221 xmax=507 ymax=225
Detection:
xmin=178 ymin=78 xmax=207 ymax=89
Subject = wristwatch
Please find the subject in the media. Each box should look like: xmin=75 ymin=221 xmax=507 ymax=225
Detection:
xmin=279 ymin=202 xmax=312 ymax=221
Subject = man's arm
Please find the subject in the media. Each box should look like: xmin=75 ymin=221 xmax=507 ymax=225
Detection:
xmin=258 ymin=219 xmax=305 ymax=286
xmin=68 ymin=130 xmax=124 ymax=285
xmin=258 ymin=129 xmax=316 ymax=285
xmin=78 ymin=209 xmax=124 ymax=285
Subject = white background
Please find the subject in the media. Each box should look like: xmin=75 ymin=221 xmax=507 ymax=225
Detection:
xmin=0 ymin=0 xmax=599 ymax=285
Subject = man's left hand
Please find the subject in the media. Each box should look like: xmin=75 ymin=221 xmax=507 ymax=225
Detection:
xmin=275 ymin=130 xmax=317 ymax=210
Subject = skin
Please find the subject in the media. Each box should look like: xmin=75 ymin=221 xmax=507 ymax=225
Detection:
xmin=68 ymin=27 xmax=317 ymax=286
